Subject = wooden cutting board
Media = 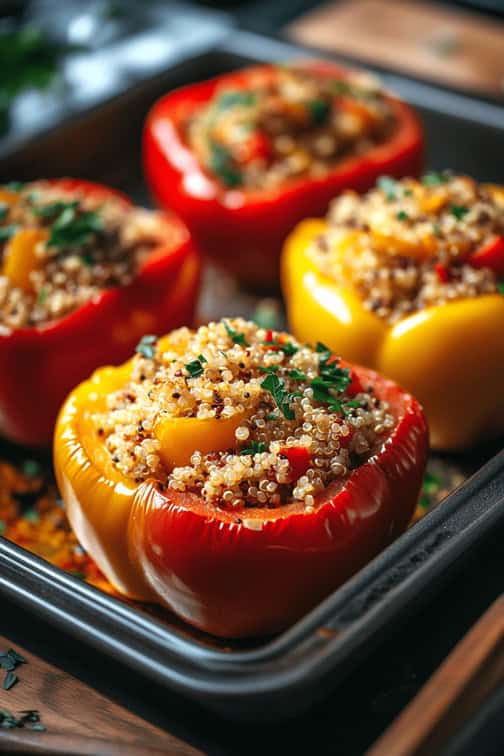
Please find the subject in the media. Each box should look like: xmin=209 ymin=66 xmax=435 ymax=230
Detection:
xmin=0 ymin=635 xmax=201 ymax=756
xmin=288 ymin=0 xmax=504 ymax=99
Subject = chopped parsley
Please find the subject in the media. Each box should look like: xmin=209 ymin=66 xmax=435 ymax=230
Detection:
xmin=46 ymin=205 xmax=103 ymax=248
xmin=216 ymin=90 xmax=256 ymax=110
xmin=259 ymin=365 xmax=280 ymax=374
xmin=450 ymin=205 xmax=469 ymax=221
xmin=307 ymin=98 xmax=331 ymax=126
xmin=0 ymin=204 xmax=8 ymax=222
xmin=432 ymin=223 xmax=442 ymax=238
xmin=185 ymin=356 xmax=207 ymax=378
xmin=33 ymin=199 xmax=78 ymax=219
xmin=37 ymin=287 xmax=47 ymax=305
xmin=21 ymin=459 xmax=41 ymax=478
xmin=377 ymin=175 xmax=398 ymax=201
xmin=396 ymin=210 xmax=409 ymax=221
xmin=208 ymin=141 xmax=243 ymax=188
xmin=287 ymin=368 xmax=306 ymax=381
xmin=498 ymin=282 xmax=504 ymax=295
xmin=0 ymin=224 xmax=19 ymax=241
xmin=224 ymin=320 xmax=249 ymax=346
xmin=422 ymin=171 xmax=449 ymax=187
xmin=260 ymin=372 xmax=300 ymax=420
xmin=331 ymin=79 xmax=352 ymax=96
xmin=240 ymin=440 xmax=267 ymax=456
xmin=0 ymin=520 xmax=5 ymax=536
xmin=135 ymin=334 xmax=157 ymax=360
xmin=263 ymin=334 xmax=298 ymax=356
xmin=3 ymin=181 xmax=24 ymax=191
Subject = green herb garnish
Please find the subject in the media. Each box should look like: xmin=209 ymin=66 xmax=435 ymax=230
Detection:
xmin=224 ymin=320 xmax=248 ymax=346
xmin=307 ymin=98 xmax=331 ymax=125
xmin=396 ymin=210 xmax=409 ymax=221
xmin=0 ymin=521 xmax=5 ymax=536
xmin=422 ymin=171 xmax=449 ymax=187
xmin=21 ymin=459 xmax=41 ymax=478
xmin=47 ymin=205 xmax=102 ymax=248
xmin=261 ymin=372 xmax=300 ymax=420
xmin=23 ymin=509 xmax=39 ymax=524
xmin=33 ymin=199 xmax=78 ymax=219
xmin=216 ymin=90 xmax=256 ymax=110
xmin=432 ymin=223 xmax=442 ymax=238
xmin=377 ymin=175 xmax=398 ymax=201
xmin=422 ymin=471 xmax=441 ymax=495
xmin=450 ymin=205 xmax=469 ymax=221
xmin=2 ymin=672 xmax=17 ymax=691
xmin=135 ymin=334 xmax=157 ymax=360
xmin=263 ymin=335 xmax=298 ymax=356
xmin=185 ymin=357 xmax=206 ymax=378
xmin=258 ymin=365 xmax=280 ymax=374
xmin=37 ymin=287 xmax=47 ymax=305
xmin=0 ymin=224 xmax=19 ymax=241
xmin=0 ymin=204 xmax=8 ymax=222
xmin=498 ymin=282 xmax=504 ymax=295
xmin=331 ymin=79 xmax=352 ymax=96
xmin=208 ymin=141 xmax=243 ymax=188
xmin=240 ymin=440 xmax=267 ymax=456
xmin=287 ymin=368 xmax=306 ymax=381
xmin=3 ymin=181 xmax=24 ymax=191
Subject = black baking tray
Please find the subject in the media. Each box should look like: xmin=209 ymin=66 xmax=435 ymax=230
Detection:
xmin=0 ymin=31 xmax=504 ymax=721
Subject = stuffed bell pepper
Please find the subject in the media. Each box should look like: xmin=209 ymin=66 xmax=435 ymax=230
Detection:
xmin=282 ymin=172 xmax=504 ymax=450
xmin=54 ymin=319 xmax=428 ymax=638
xmin=144 ymin=62 xmax=424 ymax=289
xmin=0 ymin=178 xmax=200 ymax=446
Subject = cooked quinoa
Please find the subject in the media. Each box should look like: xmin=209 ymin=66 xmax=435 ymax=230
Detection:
xmin=92 ymin=319 xmax=396 ymax=511
xmin=0 ymin=181 xmax=167 ymax=330
xmin=310 ymin=173 xmax=504 ymax=323
xmin=186 ymin=65 xmax=395 ymax=191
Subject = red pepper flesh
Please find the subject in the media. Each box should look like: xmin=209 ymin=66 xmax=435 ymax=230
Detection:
xmin=128 ymin=364 xmax=428 ymax=637
xmin=0 ymin=178 xmax=200 ymax=446
xmin=143 ymin=63 xmax=424 ymax=289
xmin=278 ymin=446 xmax=312 ymax=482
xmin=469 ymin=236 xmax=504 ymax=276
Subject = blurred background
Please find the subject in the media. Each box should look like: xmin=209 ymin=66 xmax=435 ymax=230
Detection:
xmin=0 ymin=0 xmax=503 ymax=153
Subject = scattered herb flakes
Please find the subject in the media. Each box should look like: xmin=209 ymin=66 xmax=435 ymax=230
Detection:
xmin=33 ymin=199 xmax=79 ymax=219
xmin=80 ymin=251 xmax=94 ymax=267
xmin=432 ymin=223 xmax=442 ymax=238
xmin=224 ymin=320 xmax=248 ymax=346
xmin=498 ymin=282 xmax=504 ymax=295
xmin=258 ymin=365 xmax=280 ymax=374
xmin=422 ymin=471 xmax=441 ymax=495
xmin=208 ymin=141 xmax=242 ymax=188
xmin=287 ymin=368 xmax=306 ymax=381
xmin=450 ymin=205 xmax=469 ymax=221
xmin=263 ymin=334 xmax=298 ymax=356
xmin=185 ymin=357 xmax=206 ymax=378
xmin=240 ymin=440 xmax=267 ymax=456
xmin=21 ymin=459 xmax=42 ymax=478
xmin=0 ymin=520 xmax=5 ymax=535
xmin=422 ymin=171 xmax=449 ymax=187
xmin=2 ymin=671 xmax=18 ymax=691
xmin=0 ymin=708 xmax=45 ymax=731
xmin=216 ymin=90 xmax=256 ymax=110
xmin=331 ymin=79 xmax=352 ymax=96
xmin=261 ymin=372 xmax=300 ymax=420
xmin=0 ymin=204 xmax=8 ymax=222
xmin=135 ymin=334 xmax=157 ymax=360
xmin=47 ymin=206 xmax=103 ymax=248
xmin=197 ymin=354 xmax=208 ymax=364
xmin=23 ymin=508 xmax=39 ymax=523
xmin=0 ymin=224 xmax=19 ymax=241
xmin=38 ymin=287 xmax=47 ymax=305
xmin=3 ymin=181 xmax=24 ymax=192
xmin=396 ymin=210 xmax=409 ymax=221
xmin=377 ymin=175 xmax=398 ymax=201
xmin=307 ymin=98 xmax=331 ymax=125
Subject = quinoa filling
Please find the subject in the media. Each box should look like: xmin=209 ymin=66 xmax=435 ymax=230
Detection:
xmin=310 ymin=173 xmax=504 ymax=324
xmin=186 ymin=66 xmax=395 ymax=191
xmin=0 ymin=181 xmax=167 ymax=330
xmin=93 ymin=320 xmax=396 ymax=511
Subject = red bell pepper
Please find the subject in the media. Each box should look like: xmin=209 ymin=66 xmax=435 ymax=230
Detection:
xmin=0 ymin=178 xmax=200 ymax=447
xmin=469 ymin=236 xmax=504 ymax=276
xmin=128 ymin=365 xmax=428 ymax=637
xmin=143 ymin=62 xmax=424 ymax=289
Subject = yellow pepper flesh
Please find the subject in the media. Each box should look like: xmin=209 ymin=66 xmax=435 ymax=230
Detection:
xmin=282 ymin=219 xmax=504 ymax=450
xmin=54 ymin=345 xmax=249 ymax=596
xmin=3 ymin=228 xmax=49 ymax=292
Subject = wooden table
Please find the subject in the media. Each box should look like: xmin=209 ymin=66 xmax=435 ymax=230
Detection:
xmin=1 ymin=521 xmax=504 ymax=755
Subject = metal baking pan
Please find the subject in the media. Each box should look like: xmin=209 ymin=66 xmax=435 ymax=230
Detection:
xmin=0 ymin=31 xmax=503 ymax=721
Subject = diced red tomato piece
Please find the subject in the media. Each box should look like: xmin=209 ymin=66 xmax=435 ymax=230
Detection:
xmin=469 ymin=236 xmax=504 ymax=276
xmin=434 ymin=262 xmax=450 ymax=284
xmin=278 ymin=446 xmax=312 ymax=482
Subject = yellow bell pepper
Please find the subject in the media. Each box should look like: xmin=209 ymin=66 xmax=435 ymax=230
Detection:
xmin=54 ymin=342 xmax=246 ymax=599
xmin=282 ymin=219 xmax=504 ymax=450
xmin=3 ymin=228 xmax=49 ymax=292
